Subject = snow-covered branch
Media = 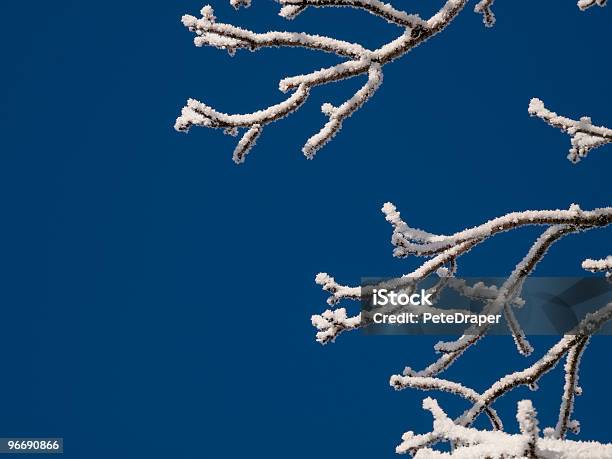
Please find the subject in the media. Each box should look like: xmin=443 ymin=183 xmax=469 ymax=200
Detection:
xmin=555 ymin=337 xmax=588 ymax=439
xmin=392 ymin=301 xmax=612 ymax=454
xmin=277 ymin=0 xmax=426 ymax=27
xmin=582 ymin=256 xmax=612 ymax=280
xmin=529 ymin=98 xmax=612 ymax=163
xmin=313 ymin=203 xmax=612 ymax=455
xmin=390 ymin=375 xmax=503 ymax=430
xmin=475 ymin=0 xmax=606 ymax=25
xmin=312 ymin=203 xmax=612 ymax=345
xmin=175 ymin=1 xmax=468 ymax=162
xmin=400 ymin=398 xmax=612 ymax=458
xmin=474 ymin=0 xmax=495 ymax=27
xmin=175 ymin=2 xmax=606 ymax=163
xmin=389 ymin=298 xmax=612 ymax=445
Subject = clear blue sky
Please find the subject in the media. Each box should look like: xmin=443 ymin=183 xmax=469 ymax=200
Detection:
xmin=0 ymin=1 xmax=610 ymax=457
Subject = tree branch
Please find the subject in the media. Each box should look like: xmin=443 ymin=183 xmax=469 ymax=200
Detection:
xmin=175 ymin=1 xmax=468 ymax=162
xmin=399 ymin=398 xmax=612 ymax=458
xmin=554 ymin=337 xmax=589 ymax=439
xmin=277 ymin=0 xmax=426 ymax=28
xmin=529 ymin=98 xmax=612 ymax=163
xmin=582 ymin=255 xmax=612 ymax=281
xmin=577 ymin=0 xmax=607 ymax=11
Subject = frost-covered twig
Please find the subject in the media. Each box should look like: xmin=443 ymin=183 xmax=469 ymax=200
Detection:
xmin=582 ymin=256 xmax=612 ymax=280
xmin=277 ymin=0 xmax=426 ymax=27
xmin=474 ymin=0 xmax=495 ymax=27
xmin=577 ymin=0 xmax=607 ymax=11
xmin=393 ymin=302 xmax=612 ymax=455
xmin=476 ymin=0 xmax=606 ymax=24
xmin=389 ymin=375 xmax=503 ymax=430
xmin=383 ymin=202 xmax=611 ymax=258
xmin=529 ymin=98 xmax=612 ymax=163
xmin=437 ymin=275 xmax=525 ymax=306
xmin=555 ymin=337 xmax=588 ymax=439
xmin=310 ymin=307 xmax=361 ymax=344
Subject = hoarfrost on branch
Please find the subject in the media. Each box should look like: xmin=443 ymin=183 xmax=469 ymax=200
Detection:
xmin=174 ymin=1 xmax=605 ymax=163
xmin=529 ymin=98 xmax=612 ymax=163
xmin=313 ymin=200 xmax=612 ymax=456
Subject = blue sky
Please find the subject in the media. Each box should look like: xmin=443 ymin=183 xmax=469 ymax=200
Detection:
xmin=0 ymin=1 xmax=610 ymax=458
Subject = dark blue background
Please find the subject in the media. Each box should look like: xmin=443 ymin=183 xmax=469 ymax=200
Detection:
xmin=1 ymin=1 xmax=610 ymax=457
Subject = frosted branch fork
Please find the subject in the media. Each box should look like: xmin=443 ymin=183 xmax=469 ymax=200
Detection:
xmin=175 ymin=0 xmax=468 ymax=163
xmin=529 ymin=98 xmax=612 ymax=163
